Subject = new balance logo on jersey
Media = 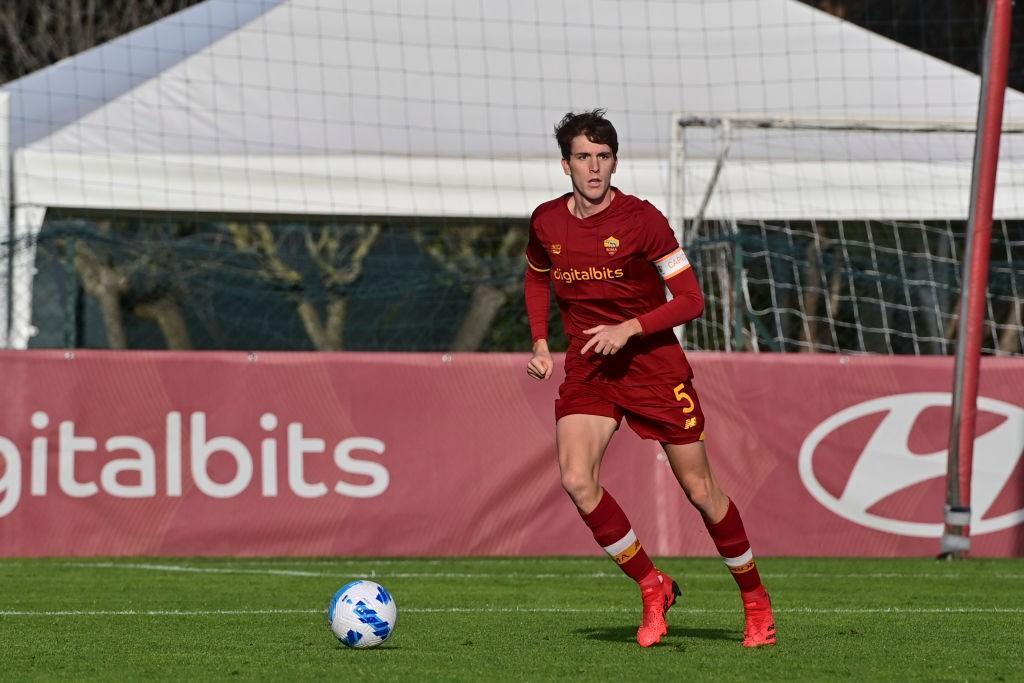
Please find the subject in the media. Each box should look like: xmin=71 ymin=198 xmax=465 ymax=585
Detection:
xmin=552 ymin=266 xmax=625 ymax=284
xmin=684 ymin=417 xmax=698 ymax=430
xmin=550 ymin=243 xmax=562 ymax=255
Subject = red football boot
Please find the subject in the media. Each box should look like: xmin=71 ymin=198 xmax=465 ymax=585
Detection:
xmin=636 ymin=570 xmax=681 ymax=647
xmin=741 ymin=587 xmax=777 ymax=647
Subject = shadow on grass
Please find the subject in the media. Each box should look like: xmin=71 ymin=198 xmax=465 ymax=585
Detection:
xmin=574 ymin=625 xmax=735 ymax=644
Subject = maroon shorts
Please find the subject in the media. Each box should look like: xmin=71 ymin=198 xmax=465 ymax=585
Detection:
xmin=554 ymin=377 xmax=706 ymax=445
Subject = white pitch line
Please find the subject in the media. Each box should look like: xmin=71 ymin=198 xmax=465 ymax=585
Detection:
xmin=0 ymin=609 xmax=321 ymax=616
xmin=65 ymin=563 xmax=622 ymax=579
xmin=1 ymin=606 xmax=1023 ymax=617
xmin=62 ymin=563 xmax=1024 ymax=581
xmin=401 ymin=607 xmax=1024 ymax=615
xmin=755 ymin=572 xmax=1024 ymax=580
xmin=65 ymin=562 xmax=325 ymax=577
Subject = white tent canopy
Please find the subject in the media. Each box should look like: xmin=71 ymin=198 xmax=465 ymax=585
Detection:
xmin=2 ymin=0 xmax=1024 ymax=347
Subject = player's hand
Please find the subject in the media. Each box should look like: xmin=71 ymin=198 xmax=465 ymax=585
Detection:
xmin=527 ymin=341 xmax=554 ymax=380
xmin=580 ymin=319 xmax=642 ymax=355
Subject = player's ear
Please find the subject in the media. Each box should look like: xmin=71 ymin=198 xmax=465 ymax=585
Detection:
xmin=561 ymin=157 xmax=571 ymax=176
xmin=611 ymin=156 xmax=618 ymax=174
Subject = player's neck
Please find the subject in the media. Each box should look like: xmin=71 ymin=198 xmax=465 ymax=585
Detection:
xmin=568 ymin=189 xmax=615 ymax=220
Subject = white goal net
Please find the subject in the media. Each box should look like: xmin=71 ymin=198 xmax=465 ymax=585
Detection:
xmin=670 ymin=115 xmax=1024 ymax=354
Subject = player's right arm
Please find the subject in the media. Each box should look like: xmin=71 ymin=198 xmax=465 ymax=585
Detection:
xmin=524 ymin=212 xmax=554 ymax=380
xmin=527 ymin=337 xmax=553 ymax=380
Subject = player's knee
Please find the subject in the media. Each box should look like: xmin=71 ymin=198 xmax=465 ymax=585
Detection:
xmin=560 ymin=470 xmax=599 ymax=507
xmin=680 ymin=476 xmax=714 ymax=510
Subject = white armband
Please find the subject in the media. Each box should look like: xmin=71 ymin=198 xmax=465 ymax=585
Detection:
xmin=653 ymin=248 xmax=690 ymax=280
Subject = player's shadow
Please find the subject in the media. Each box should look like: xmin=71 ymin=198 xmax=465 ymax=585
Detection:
xmin=574 ymin=625 xmax=734 ymax=643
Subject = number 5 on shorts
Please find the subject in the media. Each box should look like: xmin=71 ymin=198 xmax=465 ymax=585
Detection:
xmin=673 ymin=383 xmax=695 ymax=413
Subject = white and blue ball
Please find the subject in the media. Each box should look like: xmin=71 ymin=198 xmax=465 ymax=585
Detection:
xmin=327 ymin=580 xmax=397 ymax=649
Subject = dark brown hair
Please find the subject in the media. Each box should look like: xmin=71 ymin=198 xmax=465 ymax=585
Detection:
xmin=553 ymin=109 xmax=618 ymax=160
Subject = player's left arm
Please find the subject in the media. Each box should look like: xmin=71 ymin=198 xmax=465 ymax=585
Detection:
xmin=581 ymin=206 xmax=703 ymax=355
xmin=634 ymin=249 xmax=704 ymax=335
xmin=580 ymin=255 xmax=703 ymax=354
xmin=633 ymin=204 xmax=704 ymax=335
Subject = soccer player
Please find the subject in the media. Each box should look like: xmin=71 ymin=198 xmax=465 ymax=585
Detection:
xmin=523 ymin=109 xmax=776 ymax=648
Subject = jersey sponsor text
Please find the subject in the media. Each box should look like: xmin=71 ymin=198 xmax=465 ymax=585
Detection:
xmin=552 ymin=265 xmax=625 ymax=284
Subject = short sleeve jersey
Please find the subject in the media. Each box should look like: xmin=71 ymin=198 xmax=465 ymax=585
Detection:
xmin=526 ymin=189 xmax=694 ymax=385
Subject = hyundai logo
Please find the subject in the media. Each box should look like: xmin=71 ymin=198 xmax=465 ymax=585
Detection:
xmin=798 ymin=393 xmax=1024 ymax=538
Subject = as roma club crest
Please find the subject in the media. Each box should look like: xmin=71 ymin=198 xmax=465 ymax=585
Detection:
xmin=603 ymin=236 xmax=619 ymax=255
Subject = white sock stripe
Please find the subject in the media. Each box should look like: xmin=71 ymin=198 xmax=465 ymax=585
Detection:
xmin=602 ymin=529 xmax=638 ymax=557
xmin=722 ymin=549 xmax=753 ymax=568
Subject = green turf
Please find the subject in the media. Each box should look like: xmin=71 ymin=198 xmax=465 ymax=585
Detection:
xmin=1 ymin=556 xmax=1021 ymax=681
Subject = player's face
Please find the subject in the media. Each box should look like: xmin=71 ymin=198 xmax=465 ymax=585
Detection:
xmin=561 ymin=135 xmax=617 ymax=205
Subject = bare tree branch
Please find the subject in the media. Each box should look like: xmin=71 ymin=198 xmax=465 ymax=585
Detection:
xmin=228 ymin=222 xmax=379 ymax=350
xmin=413 ymin=223 xmax=528 ymax=351
xmin=135 ymin=298 xmax=192 ymax=350
xmin=0 ymin=0 xmax=204 ymax=84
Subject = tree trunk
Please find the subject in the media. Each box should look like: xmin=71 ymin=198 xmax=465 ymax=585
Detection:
xmin=945 ymin=296 xmax=961 ymax=342
xmin=296 ymin=300 xmax=328 ymax=350
xmin=73 ymin=242 xmax=128 ymax=348
xmin=802 ymin=239 xmax=824 ymax=351
xmin=295 ymin=297 xmax=347 ymax=351
xmin=825 ymin=254 xmax=847 ymax=351
xmin=94 ymin=288 xmax=127 ymax=349
xmin=997 ymin=302 xmax=1021 ymax=354
xmin=135 ymin=298 xmax=193 ymax=350
xmin=451 ymin=285 xmax=508 ymax=351
xmin=324 ymin=298 xmax=347 ymax=351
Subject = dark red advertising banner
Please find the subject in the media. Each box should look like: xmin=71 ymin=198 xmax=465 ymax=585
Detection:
xmin=0 ymin=351 xmax=1021 ymax=557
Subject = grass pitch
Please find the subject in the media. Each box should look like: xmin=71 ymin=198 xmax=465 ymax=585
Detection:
xmin=1 ymin=556 xmax=1021 ymax=681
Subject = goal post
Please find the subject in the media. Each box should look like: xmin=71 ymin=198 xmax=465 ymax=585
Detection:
xmin=669 ymin=111 xmax=1024 ymax=356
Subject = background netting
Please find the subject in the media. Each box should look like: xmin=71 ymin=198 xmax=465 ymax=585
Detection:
xmin=685 ymin=217 xmax=1023 ymax=354
xmin=1 ymin=0 xmax=1021 ymax=354
xmin=25 ymin=215 xmax=550 ymax=351
xmin=18 ymin=210 xmax=1022 ymax=354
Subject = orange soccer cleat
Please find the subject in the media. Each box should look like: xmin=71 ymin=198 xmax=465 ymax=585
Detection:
xmin=741 ymin=587 xmax=777 ymax=647
xmin=636 ymin=570 xmax=681 ymax=647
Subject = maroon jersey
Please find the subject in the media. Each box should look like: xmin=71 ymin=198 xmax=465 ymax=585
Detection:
xmin=526 ymin=189 xmax=693 ymax=385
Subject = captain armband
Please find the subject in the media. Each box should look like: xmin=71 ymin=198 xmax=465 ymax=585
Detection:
xmin=653 ymin=248 xmax=690 ymax=280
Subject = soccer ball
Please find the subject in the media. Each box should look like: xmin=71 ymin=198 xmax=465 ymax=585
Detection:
xmin=327 ymin=580 xmax=398 ymax=649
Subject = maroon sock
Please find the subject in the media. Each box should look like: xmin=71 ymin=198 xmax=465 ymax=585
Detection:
xmin=705 ymin=499 xmax=764 ymax=594
xmin=580 ymin=489 xmax=654 ymax=583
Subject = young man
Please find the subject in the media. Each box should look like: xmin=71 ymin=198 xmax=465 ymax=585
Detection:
xmin=524 ymin=109 xmax=776 ymax=648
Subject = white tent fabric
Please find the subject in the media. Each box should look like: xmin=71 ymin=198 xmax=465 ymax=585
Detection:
xmin=2 ymin=0 xmax=1024 ymax=347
